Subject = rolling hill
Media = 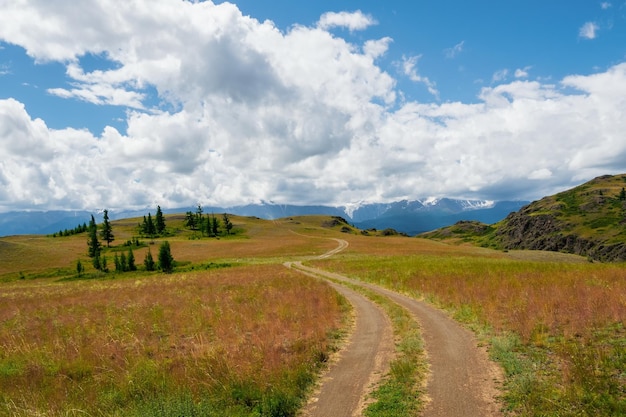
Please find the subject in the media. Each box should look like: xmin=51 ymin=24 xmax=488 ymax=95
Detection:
xmin=421 ymin=174 xmax=626 ymax=262
xmin=0 ymin=198 xmax=527 ymax=237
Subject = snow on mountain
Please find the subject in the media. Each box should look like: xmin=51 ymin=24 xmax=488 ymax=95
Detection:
xmin=459 ymin=200 xmax=495 ymax=210
xmin=0 ymin=198 xmax=527 ymax=236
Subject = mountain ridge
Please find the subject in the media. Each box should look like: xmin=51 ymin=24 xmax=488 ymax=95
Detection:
xmin=421 ymin=174 xmax=626 ymax=262
xmin=0 ymin=198 xmax=527 ymax=237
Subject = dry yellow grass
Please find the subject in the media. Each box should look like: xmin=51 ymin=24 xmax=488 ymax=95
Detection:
xmin=0 ymin=215 xmax=349 ymax=415
xmin=0 ymin=265 xmax=344 ymax=415
xmin=311 ymin=232 xmax=626 ymax=416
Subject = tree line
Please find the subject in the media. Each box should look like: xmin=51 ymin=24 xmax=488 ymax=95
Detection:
xmin=139 ymin=205 xmax=167 ymax=237
xmin=52 ymin=222 xmax=89 ymax=238
xmin=83 ymin=207 xmax=174 ymax=276
xmin=184 ymin=205 xmax=233 ymax=237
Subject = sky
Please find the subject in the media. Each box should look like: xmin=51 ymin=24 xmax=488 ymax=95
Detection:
xmin=1 ymin=0 xmax=626 ymax=212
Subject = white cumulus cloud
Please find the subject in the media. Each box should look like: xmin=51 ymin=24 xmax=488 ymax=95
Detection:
xmin=317 ymin=10 xmax=377 ymax=31
xmin=0 ymin=1 xmax=625 ymax=212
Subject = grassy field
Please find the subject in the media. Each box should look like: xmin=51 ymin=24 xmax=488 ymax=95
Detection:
xmin=1 ymin=214 xmax=624 ymax=416
xmin=312 ymin=234 xmax=626 ymax=416
xmin=0 ymin=215 xmax=348 ymax=416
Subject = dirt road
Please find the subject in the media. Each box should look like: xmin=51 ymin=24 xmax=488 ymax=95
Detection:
xmin=289 ymin=264 xmax=394 ymax=417
xmin=287 ymin=238 xmax=503 ymax=416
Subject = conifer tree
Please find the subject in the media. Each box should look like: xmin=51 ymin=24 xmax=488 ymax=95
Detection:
xmin=158 ymin=241 xmax=174 ymax=273
xmin=210 ymin=214 xmax=220 ymax=237
xmin=120 ymin=252 xmax=127 ymax=272
xmin=93 ymin=253 xmax=102 ymax=271
xmin=146 ymin=213 xmax=156 ymax=236
xmin=141 ymin=215 xmax=148 ymax=234
xmin=196 ymin=205 xmax=203 ymax=234
xmin=156 ymin=205 xmax=166 ymax=234
xmin=114 ymin=253 xmax=122 ymax=273
xmin=185 ymin=211 xmax=196 ymax=230
xmin=100 ymin=209 xmax=114 ymax=247
xmin=127 ymin=248 xmax=136 ymax=271
xmin=76 ymin=260 xmax=84 ymax=277
xmin=223 ymin=213 xmax=233 ymax=235
xmin=87 ymin=215 xmax=101 ymax=258
xmin=144 ymin=249 xmax=156 ymax=271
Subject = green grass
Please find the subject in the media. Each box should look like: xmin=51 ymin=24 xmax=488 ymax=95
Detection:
xmin=0 ymin=263 xmax=347 ymax=416
xmin=2 ymin=213 xmax=624 ymax=416
xmin=313 ymin=247 xmax=626 ymax=417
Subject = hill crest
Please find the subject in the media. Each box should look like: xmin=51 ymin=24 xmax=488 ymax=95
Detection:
xmin=422 ymin=174 xmax=626 ymax=262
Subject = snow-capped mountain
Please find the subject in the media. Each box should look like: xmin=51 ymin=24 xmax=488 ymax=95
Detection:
xmin=0 ymin=198 xmax=527 ymax=237
xmin=345 ymin=198 xmax=525 ymax=235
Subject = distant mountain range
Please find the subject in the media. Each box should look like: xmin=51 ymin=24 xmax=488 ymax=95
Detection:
xmin=0 ymin=198 xmax=528 ymax=237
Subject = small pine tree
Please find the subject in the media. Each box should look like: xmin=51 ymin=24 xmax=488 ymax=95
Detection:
xmin=185 ymin=211 xmax=196 ymax=230
xmin=87 ymin=215 xmax=101 ymax=258
xmin=196 ymin=205 xmax=203 ymax=234
xmin=76 ymin=260 xmax=84 ymax=277
xmin=141 ymin=216 xmax=148 ymax=235
xmin=156 ymin=205 xmax=166 ymax=234
xmin=120 ymin=252 xmax=127 ymax=272
xmin=620 ymin=187 xmax=626 ymax=201
xmin=211 ymin=214 xmax=220 ymax=237
xmin=146 ymin=213 xmax=156 ymax=237
xmin=158 ymin=241 xmax=174 ymax=273
xmin=144 ymin=249 xmax=156 ymax=271
xmin=93 ymin=253 xmax=101 ymax=271
xmin=101 ymin=256 xmax=108 ymax=273
xmin=223 ymin=213 xmax=233 ymax=235
xmin=127 ymin=248 xmax=136 ymax=271
xmin=114 ymin=253 xmax=122 ymax=272
xmin=100 ymin=209 xmax=114 ymax=247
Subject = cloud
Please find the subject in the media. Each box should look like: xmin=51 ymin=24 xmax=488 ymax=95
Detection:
xmin=600 ymin=2 xmax=612 ymax=10
xmin=514 ymin=66 xmax=532 ymax=78
xmin=492 ymin=69 xmax=509 ymax=83
xmin=317 ymin=10 xmax=377 ymax=31
xmin=0 ymin=1 xmax=625 ymax=211
xmin=363 ymin=37 xmax=393 ymax=59
xmin=444 ymin=41 xmax=465 ymax=59
xmin=579 ymin=22 xmax=599 ymax=39
xmin=401 ymin=55 xmax=440 ymax=98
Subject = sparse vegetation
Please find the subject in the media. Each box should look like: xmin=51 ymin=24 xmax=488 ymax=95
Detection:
xmin=157 ymin=241 xmax=174 ymax=273
xmin=1 ymin=213 xmax=624 ymax=416
xmin=313 ymin=238 xmax=626 ymax=417
xmin=422 ymin=174 xmax=626 ymax=262
xmin=100 ymin=209 xmax=114 ymax=247
xmin=0 ymin=264 xmax=345 ymax=416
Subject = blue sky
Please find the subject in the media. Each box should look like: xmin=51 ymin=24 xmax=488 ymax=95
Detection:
xmin=0 ymin=1 xmax=625 ymax=212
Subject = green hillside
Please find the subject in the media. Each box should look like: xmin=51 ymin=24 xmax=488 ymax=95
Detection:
xmin=422 ymin=174 xmax=626 ymax=262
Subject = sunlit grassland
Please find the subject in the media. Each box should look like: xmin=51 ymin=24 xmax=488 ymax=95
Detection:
xmin=312 ymin=234 xmax=626 ymax=416
xmin=0 ymin=215 xmax=337 ymax=281
xmin=0 ymin=215 xmax=350 ymax=416
xmin=0 ymin=265 xmax=346 ymax=416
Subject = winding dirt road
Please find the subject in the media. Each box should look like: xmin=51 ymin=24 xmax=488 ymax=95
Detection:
xmin=287 ymin=238 xmax=503 ymax=417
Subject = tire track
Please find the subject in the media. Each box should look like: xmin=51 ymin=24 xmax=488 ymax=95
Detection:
xmin=288 ymin=262 xmax=394 ymax=417
xmin=288 ymin=238 xmax=503 ymax=417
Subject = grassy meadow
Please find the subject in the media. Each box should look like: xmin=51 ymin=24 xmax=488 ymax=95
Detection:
xmin=312 ymin=234 xmax=626 ymax=416
xmin=0 ymin=214 xmax=624 ymax=416
xmin=0 ymin=215 xmax=348 ymax=416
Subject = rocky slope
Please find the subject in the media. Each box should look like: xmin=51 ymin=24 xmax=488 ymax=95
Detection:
xmin=423 ymin=174 xmax=626 ymax=262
